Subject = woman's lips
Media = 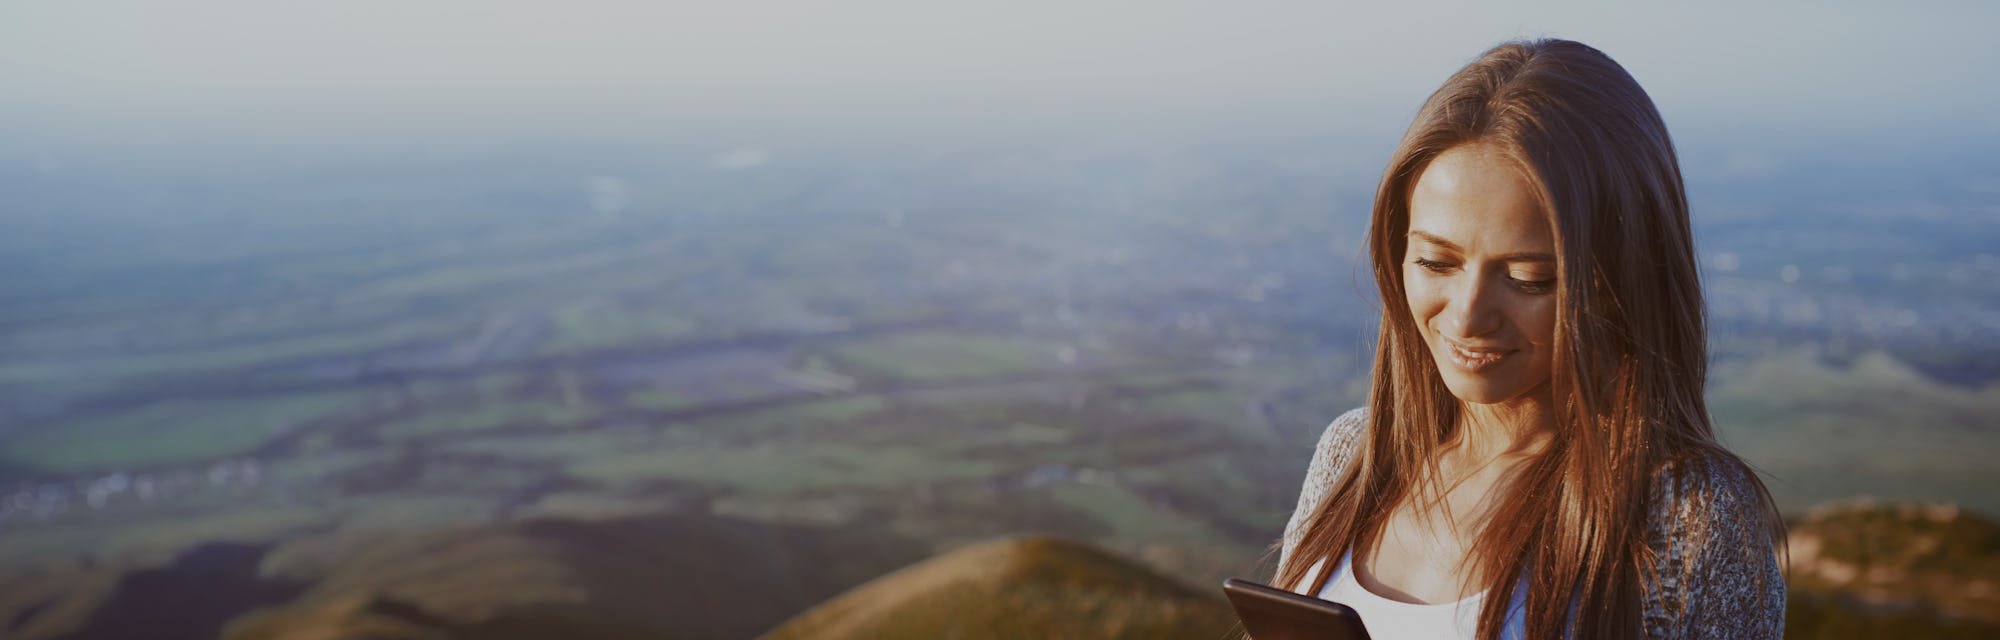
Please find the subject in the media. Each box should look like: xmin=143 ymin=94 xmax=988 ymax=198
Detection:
xmin=1443 ymin=339 xmax=1516 ymax=371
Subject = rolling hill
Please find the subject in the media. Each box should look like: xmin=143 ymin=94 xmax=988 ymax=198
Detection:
xmin=1784 ymin=501 xmax=2000 ymax=639
xmin=760 ymin=535 xmax=1237 ymax=640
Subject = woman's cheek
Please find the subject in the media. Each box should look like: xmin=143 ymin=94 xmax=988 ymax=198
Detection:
xmin=1403 ymin=277 xmax=1442 ymax=328
xmin=1526 ymin=297 xmax=1558 ymax=346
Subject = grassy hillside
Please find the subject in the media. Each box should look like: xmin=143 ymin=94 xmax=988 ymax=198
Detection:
xmin=1784 ymin=502 xmax=2000 ymax=639
xmin=761 ymin=535 xmax=1235 ymax=640
xmin=232 ymin=513 xmax=929 ymax=640
xmin=11 ymin=502 xmax=2000 ymax=639
xmin=0 ymin=512 xmax=928 ymax=640
xmin=1708 ymin=348 xmax=2000 ymax=515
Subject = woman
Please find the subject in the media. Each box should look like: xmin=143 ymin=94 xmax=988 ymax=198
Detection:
xmin=1270 ymin=39 xmax=1786 ymax=639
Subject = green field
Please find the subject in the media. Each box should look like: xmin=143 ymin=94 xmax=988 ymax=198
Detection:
xmin=820 ymin=332 xmax=1053 ymax=381
xmin=0 ymin=390 xmax=372 ymax=474
xmin=573 ymin=441 xmax=1004 ymax=495
xmin=0 ymin=316 xmax=473 ymax=387
xmin=374 ymin=398 xmax=598 ymax=440
xmin=695 ymin=395 xmax=891 ymax=438
xmin=538 ymin=302 xmax=700 ymax=354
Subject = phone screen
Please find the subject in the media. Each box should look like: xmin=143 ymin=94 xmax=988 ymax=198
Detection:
xmin=1222 ymin=577 xmax=1373 ymax=640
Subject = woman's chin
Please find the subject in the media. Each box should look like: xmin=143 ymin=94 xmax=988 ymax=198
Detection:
xmin=1439 ymin=376 xmax=1536 ymax=406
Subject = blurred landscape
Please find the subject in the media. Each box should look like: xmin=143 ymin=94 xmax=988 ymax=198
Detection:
xmin=0 ymin=129 xmax=1994 ymax=637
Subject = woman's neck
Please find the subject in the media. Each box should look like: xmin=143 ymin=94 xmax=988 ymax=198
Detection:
xmin=1355 ymin=390 xmax=1560 ymax=603
xmin=1452 ymin=389 xmax=1557 ymax=461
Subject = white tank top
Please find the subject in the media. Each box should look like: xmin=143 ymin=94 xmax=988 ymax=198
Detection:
xmin=1295 ymin=549 xmax=1527 ymax=640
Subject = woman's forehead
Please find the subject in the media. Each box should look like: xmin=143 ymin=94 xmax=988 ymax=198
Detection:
xmin=1407 ymin=145 xmax=1553 ymax=256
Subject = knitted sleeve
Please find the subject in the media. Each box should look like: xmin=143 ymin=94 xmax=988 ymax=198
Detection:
xmin=1277 ymin=406 xmax=1370 ymax=572
xmin=1639 ymin=452 xmax=1787 ymax=639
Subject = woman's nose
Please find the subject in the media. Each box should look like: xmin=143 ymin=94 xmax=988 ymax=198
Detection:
xmin=1441 ymin=277 xmax=1503 ymax=338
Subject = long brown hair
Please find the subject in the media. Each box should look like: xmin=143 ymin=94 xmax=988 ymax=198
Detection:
xmin=1271 ymin=38 xmax=1783 ymax=638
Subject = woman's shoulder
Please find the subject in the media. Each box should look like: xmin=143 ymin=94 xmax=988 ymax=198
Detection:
xmin=1278 ymin=407 xmax=1370 ymax=569
xmin=1644 ymin=447 xmax=1772 ymax=529
xmin=1639 ymin=446 xmax=1786 ymax=638
xmin=1310 ymin=406 xmax=1370 ymax=468
xmin=1297 ymin=406 xmax=1370 ymax=502
xmin=1642 ymin=446 xmax=1781 ymax=563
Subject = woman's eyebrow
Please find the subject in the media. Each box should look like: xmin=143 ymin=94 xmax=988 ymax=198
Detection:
xmin=1407 ymin=230 xmax=1554 ymax=262
xmin=1495 ymin=251 xmax=1557 ymax=263
xmin=1407 ymin=230 xmax=1462 ymax=252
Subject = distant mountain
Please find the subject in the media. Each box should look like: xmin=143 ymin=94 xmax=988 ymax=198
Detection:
xmin=759 ymin=535 xmax=1236 ymax=640
xmin=1785 ymin=501 xmax=2000 ymax=639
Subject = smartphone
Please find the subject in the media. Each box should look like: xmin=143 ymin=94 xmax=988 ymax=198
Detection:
xmin=1222 ymin=577 xmax=1373 ymax=640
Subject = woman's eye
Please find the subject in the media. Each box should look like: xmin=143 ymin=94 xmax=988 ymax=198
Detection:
xmin=1510 ymin=276 xmax=1556 ymax=294
xmin=1413 ymin=258 xmax=1453 ymax=273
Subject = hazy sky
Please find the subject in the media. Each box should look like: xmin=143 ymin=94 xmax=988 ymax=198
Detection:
xmin=2 ymin=1 xmax=1994 ymax=147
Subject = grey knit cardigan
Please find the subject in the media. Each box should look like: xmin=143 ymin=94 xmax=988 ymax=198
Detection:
xmin=1277 ymin=408 xmax=1786 ymax=639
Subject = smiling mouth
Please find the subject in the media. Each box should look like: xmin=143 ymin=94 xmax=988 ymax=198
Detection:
xmin=1443 ymin=340 xmax=1515 ymax=371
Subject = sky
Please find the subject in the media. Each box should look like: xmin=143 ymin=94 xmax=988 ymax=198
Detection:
xmin=1 ymin=0 xmax=1995 ymax=149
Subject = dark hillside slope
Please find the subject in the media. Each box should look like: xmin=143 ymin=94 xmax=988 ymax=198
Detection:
xmin=218 ymin=512 xmax=926 ymax=640
xmin=1785 ymin=502 xmax=2000 ymax=639
xmin=761 ymin=535 xmax=1235 ymax=640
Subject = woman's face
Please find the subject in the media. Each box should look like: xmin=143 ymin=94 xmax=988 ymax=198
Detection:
xmin=1403 ymin=143 xmax=1559 ymax=406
